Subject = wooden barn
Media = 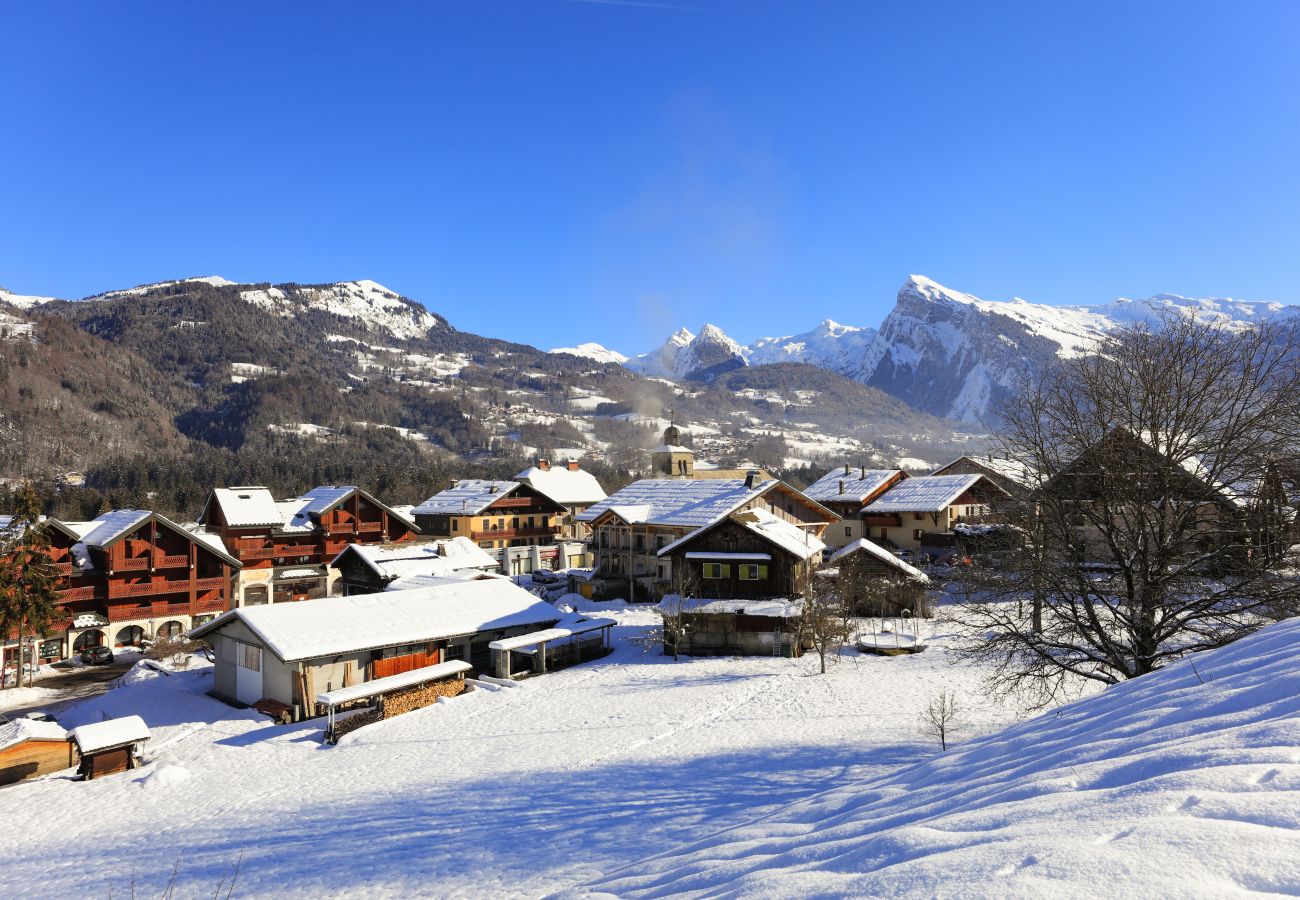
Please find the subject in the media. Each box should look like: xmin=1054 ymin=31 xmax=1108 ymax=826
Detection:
xmin=825 ymin=539 xmax=931 ymax=616
xmin=190 ymin=576 xmax=561 ymax=714
xmin=0 ymin=719 xmax=73 ymax=786
xmin=658 ymin=507 xmax=826 ymax=600
xmin=660 ymin=596 xmax=804 ymax=658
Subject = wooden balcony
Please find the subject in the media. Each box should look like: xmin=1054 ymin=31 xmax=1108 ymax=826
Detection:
xmin=470 ymin=526 xmax=560 ymax=542
xmin=155 ymin=554 xmax=190 ymax=568
xmin=59 ymin=585 xmax=103 ymax=602
xmin=107 ymin=576 xmax=227 ymax=600
xmin=193 ymin=596 xmax=230 ymax=614
xmin=863 ymin=514 xmax=902 ymax=527
xmin=116 ymin=557 xmax=150 ymax=571
xmin=486 ymin=496 xmax=535 ymax=509
xmin=235 ymin=547 xmax=278 ymax=560
xmin=356 ymin=521 xmax=383 ymax=533
xmin=54 ymin=561 xmax=74 ymax=575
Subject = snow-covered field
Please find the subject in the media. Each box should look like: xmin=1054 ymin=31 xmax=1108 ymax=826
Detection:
xmin=0 ymin=602 xmax=1013 ymax=898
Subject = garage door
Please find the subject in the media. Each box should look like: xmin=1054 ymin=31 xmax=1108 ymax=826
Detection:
xmin=235 ymin=641 xmax=263 ymax=706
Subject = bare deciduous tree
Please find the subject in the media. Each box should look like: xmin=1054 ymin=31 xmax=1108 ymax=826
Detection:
xmin=919 ymin=690 xmax=960 ymax=750
xmin=798 ymin=578 xmax=852 ymax=674
xmin=951 ymin=313 xmax=1300 ymax=706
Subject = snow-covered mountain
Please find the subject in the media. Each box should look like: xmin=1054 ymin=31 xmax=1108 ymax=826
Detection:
xmin=626 ymin=324 xmax=748 ymax=381
xmin=547 ymin=342 xmax=629 ymax=365
xmin=860 ymin=275 xmax=1298 ymax=423
xmin=623 ymin=275 xmax=1298 ymax=425
xmin=748 ymin=318 xmax=877 ymax=376
xmin=235 ymin=279 xmax=443 ymax=341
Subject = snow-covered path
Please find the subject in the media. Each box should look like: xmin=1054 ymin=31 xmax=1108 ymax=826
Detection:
xmin=2 ymin=603 xmax=1012 ymax=898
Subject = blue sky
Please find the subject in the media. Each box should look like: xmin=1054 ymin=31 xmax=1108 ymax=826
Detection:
xmin=3 ymin=1 xmax=1299 ymax=352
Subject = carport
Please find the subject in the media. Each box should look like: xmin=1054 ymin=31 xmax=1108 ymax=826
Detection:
xmin=488 ymin=616 xmax=615 ymax=680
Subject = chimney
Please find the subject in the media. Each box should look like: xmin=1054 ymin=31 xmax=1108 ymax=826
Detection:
xmin=838 ymin=480 xmax=845 ymax=495
xmin=745 ymin=469 xmax=760 ymax=489
xmin=566 ymin=460 xmax=580 ymax=472
xmin=536 ymin=458 xmax=551 ymax=471
xmin=488 ymin=484 xmax=498 ymax=494
xmin=844 ymin=464 xmax=850 ymax=475
xmin=860 ymin=466 xmax=866 ymax=480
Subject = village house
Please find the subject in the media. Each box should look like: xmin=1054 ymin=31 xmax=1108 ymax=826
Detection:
xmin=659 ymin=508 xmax=827 ymax=600
xmin=199 ymin=485 xmax=418 ymax=607
xmin=9 ymin=510 xmax=242 ymax=666
xmin=412 ymin=479 xmax=578 ymax=575
xmin=861 ymin=474 xmax=1010 ymax=557
xmin=801 ymin=466 xmax=909 ymax=549
xmin=930 ymin=454 xmax=1033 ymax=499
xmin=513 ymin=458 xmax=607 ymax=545
xmin=189 ymin=577 xmax=562 ymax=712
xmin=330 ymin=537 xmax=499 ymax=595
xmin=579 ymin=472 xmax=836 ymax=600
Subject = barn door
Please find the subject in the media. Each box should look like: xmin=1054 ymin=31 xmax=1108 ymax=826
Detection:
xmin=235 ymin=641 xmax=263 ymax=705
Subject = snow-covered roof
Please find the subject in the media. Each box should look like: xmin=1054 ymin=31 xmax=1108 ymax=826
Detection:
xmin=803 ymin=468 xmax=904 ymax=504
xmin=432 ymin=536 xmax=499 ymax=570
xmin=863 ymin=474 xmax=987 ymax=513
xmin=684 ymin=551 xmax=771 ymax=560
xmin=578 ymin=478 xmax=776 ymax=528
xmin=190 ymin=578 xmax=561 ymax=662
xmin=74 ymin=510 xmax=151 ymax=548
xmin=210 ymin=487 xmax=283 ymax=527
xmin=652 ymin=444 xmax=694 ymax=454
xmin=658 ymin=508 xmax=825 ymax=561
xmin=413 ymin=480 xmax=521 ymax=516
xmin=488 ymin=615 xmax=617 ymax=652
xmin=659 ymin=596 xmax=803 ymax=619
xmin=931 ymin=455 xmax=1032 ymax=486
xmin=0 ymin=718 xmax=67 ymax=751
xmin=829 ymin=539 xmax=929 ymax=582
xmin=316 ymin=660 xmax=474 ymax=706
xmin=514 ymin=465 xmax=607 ymax=506
xmin=331 ymin=542 xmax=452 ymax=576
xmin=71 ymin=715 xmax=151 ymax=754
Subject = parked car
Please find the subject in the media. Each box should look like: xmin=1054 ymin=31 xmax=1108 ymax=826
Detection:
xmin=80 ymin=646 xmax=114 ymax=666
xmin=21 ymin=711 xmax=57 ymax=723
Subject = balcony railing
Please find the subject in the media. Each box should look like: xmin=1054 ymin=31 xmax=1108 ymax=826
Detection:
xmin=470 ymin=526 xmax=560 ymax=542
xmin=116 ymin=557 xmax=150 ymax=571
xmin=59 ymin=585 xmax=103 ymax=602
xmin=155 ymin=554 xmax=190 ymax=568
xmin=862 ymin=514 xmax=902 ymax=527
xmin=107 ymin=576 xmax=225 ymax=599
xmin=356 ymin=521 xmax=383 ymax=533
xmin=484 ymin=496 xmax=536 ymax=509
xmin=54 ymin=561 xmax=74 ymax=576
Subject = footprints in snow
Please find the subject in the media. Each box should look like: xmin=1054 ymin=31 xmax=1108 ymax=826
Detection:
xmin=1094 ymin=827 xmax=1135 ymax=845
xmin=994 ymin=855 xmax=1039 ymax=877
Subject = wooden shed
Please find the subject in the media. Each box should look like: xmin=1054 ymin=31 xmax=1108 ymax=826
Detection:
xmin=71 ymin=715 xmax=151 ymax=781
xmin=0 ymin=719 xmax=74 ymax=785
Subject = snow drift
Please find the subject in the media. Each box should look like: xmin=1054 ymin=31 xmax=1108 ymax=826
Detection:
xmin=581 ymin=617 xmax=1300 ymax=898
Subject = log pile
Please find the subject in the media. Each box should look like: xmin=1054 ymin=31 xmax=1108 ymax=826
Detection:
xmin=381 ymin=675 xmax=465 ymax=719
xmin=330 ymin=709 xmax=380 ymax=742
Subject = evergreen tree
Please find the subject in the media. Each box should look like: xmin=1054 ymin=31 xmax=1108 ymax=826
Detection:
xmin=0 ymin=484 xmax=60 ymax=689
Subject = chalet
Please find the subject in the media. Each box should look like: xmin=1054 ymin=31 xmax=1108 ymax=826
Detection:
xmin=579 ymin=472 xmax=836 ymax=600
xmin=802 ymin=466 xmax=909 ymax=549
xmin=930 ymin=455 xmax=1032 ymax=499
xmin=190 ymin=577 xmax=562 ymax=711
xmin=331 ymin=537 xmax=499 ymax=595
xmin=27 ymin=510 xmax=241 ymax=663
xmin=0 ymin=719 xmax=73 ymax=786
xmin=514 ymin=458 xmax=607 ymax=544
xmin=861 ymin=474 xmax=1009 ymax=557
xmin=660 ymin=596 xmax=805 ymax=658
xmin=199 ymin=485 xmax=418 ymax=607
xmin=413 ymin=480 xmax=570 ymax=574
xmin=825 ymin=539 xmax=930 ymax=616
xmin=658 ymin=508 xmax=826 ymax=600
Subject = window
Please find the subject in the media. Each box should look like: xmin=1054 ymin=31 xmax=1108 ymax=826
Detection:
xmin=844 ymin=526 xmax=852 ymax=537
xmin=880 ymin=528 xmax=888 ymax=540
xmin=703 ymin=563 xmax=730 ymax=579
xmin=914 ymin=512 xmax=924 ymax=521
xmin=482 ymin=519 xmax=490 ymax=530
xmin=451 ymin=519 xmax=459 ymax=531
xmin=913 ymin=529 xmax=923 ymax=541
xmin=238 ymin=642 xmax=261 ymax=672
xmin=739 ymin=564 xmax=768 ymax=581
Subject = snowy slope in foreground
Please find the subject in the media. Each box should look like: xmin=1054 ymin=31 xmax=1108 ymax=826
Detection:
xmin=583 ymin=618 xmax=1300 ymax=898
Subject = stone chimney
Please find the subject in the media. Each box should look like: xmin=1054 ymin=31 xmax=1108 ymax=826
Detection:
xmin=838 ymin=480 xmax=845 ymax=495
xmin=566 ymin=460 xmax=580 ymax=471
xmin=536 ymin=458 xmax=551 ymax=471
xmin=745 ymin=469 xmax=761 ymax=489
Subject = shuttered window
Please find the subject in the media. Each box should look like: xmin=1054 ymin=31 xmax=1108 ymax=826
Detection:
xmin=237 ymin=642 xmax=261 ymax=672
xmin=739 ymin=564 xmax=768 ymax=581
xmin=703 ymin=563 xmax=730 ymax=579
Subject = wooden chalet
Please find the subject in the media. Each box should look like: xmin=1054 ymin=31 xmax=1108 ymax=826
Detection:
xmin=513 ymin=458 xmax=608 ymax=541
xmin=71 ymin=716 xmax=151 ymax=781
xmin=199 ymin=485 xmax=418 ymax=607
xmin=930 ymin=455 xmax=1033 ymax=499
xmin=22 ymin=510 xmax=242 ymax=663
xmin=330 ymin=537 xmax=498 ymax=595
xmin=578 ymin=473 xmax=837 ymax=600
xmin=658 ymin=508 xmax=826 ymax=600
xmin=801 ymin=466 xmax=909 ymax=549
xmin=660 ymin=596 xmax=805 ymax=658
xmin=413 ymin=480 xmax=566 ymax=554
xmin=824 ymin=539 xmax=930 ymax=616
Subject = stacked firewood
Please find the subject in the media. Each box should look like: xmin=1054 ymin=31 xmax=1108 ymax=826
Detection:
xmin=381 ymin=676 xmax=465 ymax=719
